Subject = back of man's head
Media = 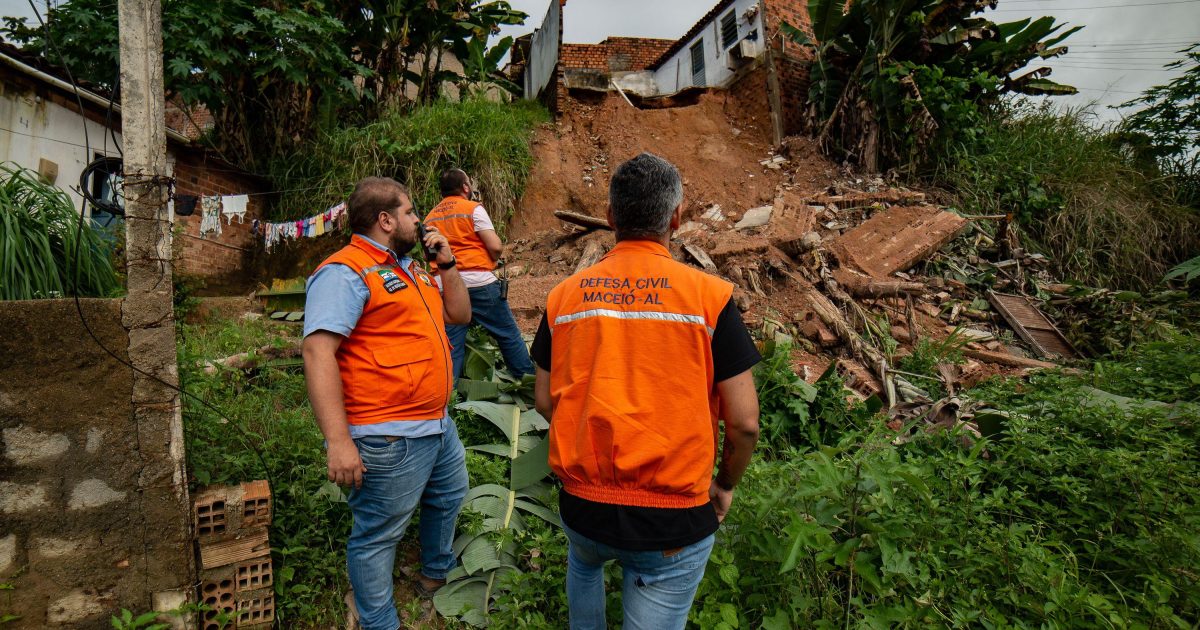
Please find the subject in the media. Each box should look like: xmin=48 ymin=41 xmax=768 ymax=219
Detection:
xmin=347 ymin=176 xmax=409 ymax=235
xmin=439 ymin=168 xmax=470 ymax=197
xmin=609 ymin=153 xmax=683 ymax=239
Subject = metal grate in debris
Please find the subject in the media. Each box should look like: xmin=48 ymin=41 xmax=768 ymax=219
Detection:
xmin=987 ymin=291 xmax=1077 ymax=359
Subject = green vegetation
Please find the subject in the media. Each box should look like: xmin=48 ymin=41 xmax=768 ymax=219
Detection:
xmin=269 ymin=99 xmax=549 ymax=235
xmin=3 ymin=1 xmax=527 ymax=170
xmin=179 ymin=311 xmax=1200 ymax=628
xmin=1118 ymin=44 xmax=1200 ymax=209
xmin=0 ymin=163 xmax=121 ymax=300
xmin=784 ymin=0 xmax=1079 ymax=172
xmin=938 ymin=102 xmax=1200 ymax=292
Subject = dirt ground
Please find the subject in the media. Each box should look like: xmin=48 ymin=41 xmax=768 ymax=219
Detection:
xmin=501 ymin=92 xmax=1036 ymax=395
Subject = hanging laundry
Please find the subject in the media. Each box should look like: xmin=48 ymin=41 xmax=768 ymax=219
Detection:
xmin=221 ymin=194 xmax=249 ymax=224
xmin=200 ymin=196 xmax=222 ymax=237
xmin=174 ymin=194 xmax=198 ymax=217
xmin=314 ymin=213 xmax=325 ymax=236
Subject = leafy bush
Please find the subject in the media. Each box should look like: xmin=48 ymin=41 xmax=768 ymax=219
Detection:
xmin=691 ymin=340 xmax=1200 ymax=628
xmin=0 ymin=163 xmax=121 ymax=300
xmin=786 ymin=0 xmax=1079 ymax=172
xmin=269 ymin=99 xmax=549 ymax=237
xmin=939 ymin=102 xmax=1200 ymax=291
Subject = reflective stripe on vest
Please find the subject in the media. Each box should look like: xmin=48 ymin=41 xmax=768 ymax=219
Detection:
xmin=545 ymin=240 xmax=734 ymax=509
xmin=312 ymin=235 xmax=452 ymax=425
xmin=425 ymin=196 xmax=495 ymax=272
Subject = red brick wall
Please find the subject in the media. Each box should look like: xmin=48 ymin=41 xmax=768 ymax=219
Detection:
xmin=171 ymin=150 xmax=268 ymax=280
xmin=725 ymin=61 xmax=774 ymax=141
xmin=764 ymin=0 xmax=814 ymax=136
xmin=560 ymin=37 xmax=674 ymax=72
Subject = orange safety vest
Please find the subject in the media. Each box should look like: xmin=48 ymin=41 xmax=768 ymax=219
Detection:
xmin=425 ymin=196 xmax=496 ymax=273
xmin=313 ymin=235 xmax=453 ymax=425
xmin=545 ymin=240 xmax=734 ymax=509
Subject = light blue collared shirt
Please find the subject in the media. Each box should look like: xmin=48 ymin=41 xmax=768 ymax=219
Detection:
xmin=304 ymin=234 xmax=449 ymax=439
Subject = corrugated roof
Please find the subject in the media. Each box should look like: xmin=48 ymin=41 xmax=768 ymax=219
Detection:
xmin=646 ymin=0 xmax=738 ymax=71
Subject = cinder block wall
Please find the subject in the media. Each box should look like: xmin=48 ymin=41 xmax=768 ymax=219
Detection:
xmin=171 ymin=151 xmax=268 ymax=281
xmin=0 ymin=299 xmax=194 ymax=628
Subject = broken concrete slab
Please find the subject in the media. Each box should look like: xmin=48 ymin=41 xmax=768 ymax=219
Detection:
xmin=701 ymin=205 xmax=725 ymax=222
xmin=682 ymin=244 xmax=717 ymax=273
xmin=735 ymin=206 xmax=774 ymax=229
xmin=829 ymin=205 xmax=968 ymax=279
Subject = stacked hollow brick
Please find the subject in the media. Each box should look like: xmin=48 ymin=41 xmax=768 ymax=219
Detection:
xmin=192 ymin=481 xmax=275 ymax=629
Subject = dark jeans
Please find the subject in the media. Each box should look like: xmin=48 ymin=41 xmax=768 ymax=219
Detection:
xmin=446 ymin=281 xmax=534 ymax=379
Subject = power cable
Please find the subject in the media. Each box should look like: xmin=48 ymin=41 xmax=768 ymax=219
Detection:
xmin=24 ymin=0 xmax=275 ymax=500
xmin=991 ymin=0 xmax=1200 ymax=7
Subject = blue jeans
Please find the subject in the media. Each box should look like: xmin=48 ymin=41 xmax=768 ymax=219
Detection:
xmin=446 ymin=282 xmax=534 ymax=379
xmin=563 ymin=522 xmax=716 ymax=630
xmin=346 ymin=421 xmax=468 ymax=630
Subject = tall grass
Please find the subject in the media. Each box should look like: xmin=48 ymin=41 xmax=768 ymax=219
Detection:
xmin=0 ymin=163 xmax=121 ymax=300
xmin=269 ymin=98 xmax=549 ymax=237
xmin=937 ymin=102 xmax=1200 ymax=291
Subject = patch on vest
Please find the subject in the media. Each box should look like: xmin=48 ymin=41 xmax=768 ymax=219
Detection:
xmin=378 ymin=269 xmax=408 ymax=293
xmin=414 ymin=269 xmax=434 ymax=287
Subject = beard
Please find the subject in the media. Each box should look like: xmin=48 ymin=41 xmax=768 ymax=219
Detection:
xmin=390 ymin=231 xmax=417 ymax=256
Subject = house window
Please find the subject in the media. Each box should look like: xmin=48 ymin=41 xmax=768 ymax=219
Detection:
xmin=721 ymin=10 xmax=739 ymax=49
xmin=690 ymin=40 xmax=706 ymax=86
xmin=88 ymin=155 xmax=124 ymax=232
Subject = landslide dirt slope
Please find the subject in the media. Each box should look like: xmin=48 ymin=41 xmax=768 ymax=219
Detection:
xmin=505 ymin=92 xmax=837 ymax=326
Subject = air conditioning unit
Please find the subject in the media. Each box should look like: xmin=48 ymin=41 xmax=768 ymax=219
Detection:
xmin=727 ymin=39 xmax=756 ymax=68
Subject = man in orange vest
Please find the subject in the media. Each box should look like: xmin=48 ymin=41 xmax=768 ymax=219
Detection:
xmin=532 ymin=153 xmax=761 ymax=629
xmin=426 ymin=168 xmax=534 ymax=380
xmin=302 ymin=177 xmax=471 ymax=630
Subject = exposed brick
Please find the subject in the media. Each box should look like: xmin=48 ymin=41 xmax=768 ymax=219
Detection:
xmin=68 ymin=479 xmax=127 ymax=510
xmin=0 ymin=481 xmax=48 ymax=513
xmin=3 ymin=425 xmax=70 ymax=465
xmin=236 ymin=590 xmax=275 ymax=627
xmin=236 ymin=557 xmax=273 ymax=592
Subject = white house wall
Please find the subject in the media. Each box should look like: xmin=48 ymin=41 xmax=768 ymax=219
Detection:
xmin=0 ymin=83 xmax=174 ymax=216
xmin=652 ymin=0 xmax=764 ymax=96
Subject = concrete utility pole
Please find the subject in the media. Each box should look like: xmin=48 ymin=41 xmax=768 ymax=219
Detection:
xmin=118 ymin=0 xmax=196 ymax=626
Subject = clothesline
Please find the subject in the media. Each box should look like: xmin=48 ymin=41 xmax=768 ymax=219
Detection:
xmin=258 ymin=201 xmax=348 ymax=250
xmin=171 ymin=193 xmax=250 ymax=239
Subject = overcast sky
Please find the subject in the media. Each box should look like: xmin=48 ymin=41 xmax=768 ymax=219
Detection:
xmin=3 ymin=0 xmax=1196 ymax=124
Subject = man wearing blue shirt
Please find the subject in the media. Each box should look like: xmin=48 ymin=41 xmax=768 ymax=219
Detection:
xmin=303 ymin=176 xmax=471 ymax=630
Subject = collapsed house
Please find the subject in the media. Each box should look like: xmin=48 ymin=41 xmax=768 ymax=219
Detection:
xmin=508 ymin=0 xmax=816 ymax=143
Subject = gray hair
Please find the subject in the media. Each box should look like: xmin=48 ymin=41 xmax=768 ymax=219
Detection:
xmin=608 ymin=153 xmax=683 ymax=238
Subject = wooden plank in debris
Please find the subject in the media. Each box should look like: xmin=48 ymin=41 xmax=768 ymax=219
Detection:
xmin=682 ymin=244 xmax=717 ymax=273
xmin=828 ymin=205 xmax=967 ymax=279
xmin=200 ymin=530 xmax=271 ymax=569
xmin=986 ymin=292 xmax=1077 ymax=359
xmin=575 ymin=240 xmax=607 ymax=272
xmin=554 ymin=210 xmax=612 ymax=231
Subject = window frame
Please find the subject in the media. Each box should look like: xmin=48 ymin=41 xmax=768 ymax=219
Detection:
xmin=720 ymin=10 xmax=739 ymax=50
xmin=690 ymin=39 xmax=706 ymax=86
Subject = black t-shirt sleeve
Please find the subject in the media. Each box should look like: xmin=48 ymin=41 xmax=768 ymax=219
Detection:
xmin=712 ymin=297 xmax=761 ymax=382
xmin=531 ymin=313 xmax=551 ymax=370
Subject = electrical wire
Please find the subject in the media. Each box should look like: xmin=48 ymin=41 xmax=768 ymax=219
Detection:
xmin=24 ymin=0 xmax=275 ymax=502
xmin=990 ymin=0 xmax=1200 ymax=8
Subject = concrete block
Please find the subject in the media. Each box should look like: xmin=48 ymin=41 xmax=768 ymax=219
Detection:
xmin=0 ymin=481 xmax=49 ymax=513
xmin=153 ymin=589 xmax=190 ymax=630
xmin=86 ymin=427 xmax=105 ymax=453
xmin=0 ymin=534 xmax=16 ymax=576
xmin=46 ymin=588 xmax=111 ymax=625
xmin=69 ymin=478 xmax=128 ymax=509
xmin=3 ymin=425 xmax=70 ymax=465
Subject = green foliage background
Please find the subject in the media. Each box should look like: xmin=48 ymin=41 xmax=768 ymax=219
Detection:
xmin=268 ymin=99 xmax=549 ymax=237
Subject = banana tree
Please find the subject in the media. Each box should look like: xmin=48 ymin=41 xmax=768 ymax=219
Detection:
xmin=783 ymin=0 xmax=1081 ymax=171
xmin=433 ymin=400 xmax=556 ymax=626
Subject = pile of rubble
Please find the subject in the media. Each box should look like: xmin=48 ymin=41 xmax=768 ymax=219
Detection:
xmin=505 ymin=166 xmax=1079 ymax=426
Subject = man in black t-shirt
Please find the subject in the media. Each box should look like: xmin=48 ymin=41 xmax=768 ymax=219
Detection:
xmin=532 ymin=153 xmax=761 ymax=630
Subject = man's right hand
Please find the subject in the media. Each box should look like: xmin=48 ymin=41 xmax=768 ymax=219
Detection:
xmin=327 ymin=439 xmax=367 ymax=489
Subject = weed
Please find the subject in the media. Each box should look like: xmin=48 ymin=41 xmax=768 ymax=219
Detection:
xmin=896 ymin=329 xmax=969 ymax=398
xmin=269 ymin=99 xmax=549 ymax=237
xmin=938 ymin=101 xmax=1200 ymax=291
